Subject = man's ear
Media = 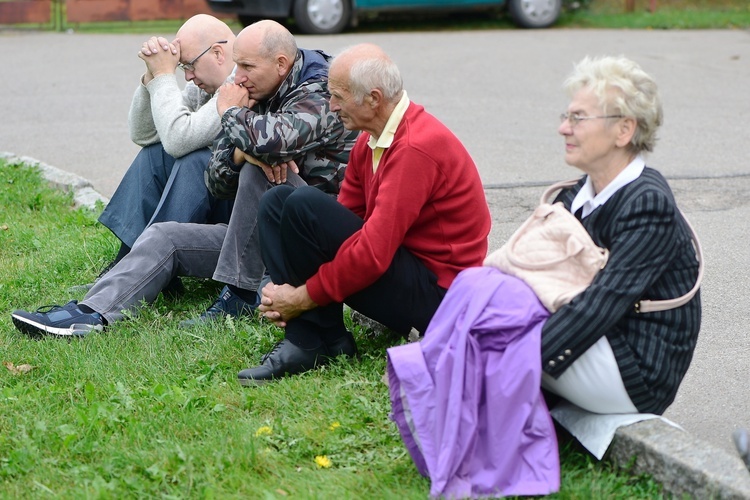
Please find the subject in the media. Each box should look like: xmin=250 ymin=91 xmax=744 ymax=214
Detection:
xmin=367 ymin=89 xmax=384 ymax=108
xmin=277 ymin=55 xmax=292 ymax=76
xmin=215 ymin=45 xmax=226 ymax=64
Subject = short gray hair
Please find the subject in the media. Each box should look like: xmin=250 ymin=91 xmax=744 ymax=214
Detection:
xmin=565 ymin=55 xmax=663 ymax=154
xmin=252 ymin=20 xmax=297 ymax=61
xmin=348 ymin=56 xmax=403 ymax=105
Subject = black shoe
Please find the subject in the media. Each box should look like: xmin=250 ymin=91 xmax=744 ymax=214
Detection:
xmin=161 ymin=276 xmax=185 ymax=300
xmin=11 ymin=300 xmax=105 ymax=338
xmin=326 ymin=331 xmax=359 ymax=358
xmin=237 ymin=340 xmax=329 ymax=386
xmin=237 ymin=332 xmax=359 ymax=387
xmin=179 ymin=285 xmax=258 ymax=327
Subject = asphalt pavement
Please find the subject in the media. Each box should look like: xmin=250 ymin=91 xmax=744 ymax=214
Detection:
xmin=1 ymin=27 xmax=749 ymax=466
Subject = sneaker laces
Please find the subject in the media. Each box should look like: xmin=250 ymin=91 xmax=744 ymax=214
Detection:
xmin=96 ymin=260 xmax=117 ymax=280
xmin=199 ymin=296 xmax=233 ymax=319
xmin=34 ymin=302 xmax=76 ymax=313
xmin=206 ymin=295 xmax=228 ymax=315
xmin=202 ymin=288 xmax=255 ymax=318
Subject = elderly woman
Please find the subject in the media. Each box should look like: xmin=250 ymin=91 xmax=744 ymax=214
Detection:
xmin=386 ymin=55 xmax=701 ymax=498
xmin=540 ymin=55 xmax=701 ymax=416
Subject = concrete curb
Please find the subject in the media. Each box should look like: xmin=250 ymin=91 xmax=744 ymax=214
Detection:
xmin=610 ymin=419 xmax=750 ymax=498
xmin=1 ymin=152 xmax=109 ymax=210
xmin=5 ymin=153 xmax=750 ymax=497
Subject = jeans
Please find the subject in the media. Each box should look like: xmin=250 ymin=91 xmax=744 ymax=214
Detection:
xmin=82 ymin=164 xmax=306 ymax=324
xmin=98 ymin=143 xmax=233 ymax=248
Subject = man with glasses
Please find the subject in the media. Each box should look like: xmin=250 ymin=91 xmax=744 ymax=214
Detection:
xmin=11 ymin=20 xmax=359 ymax=337
xmin=86 ymin=15 xmax=236 ymax=292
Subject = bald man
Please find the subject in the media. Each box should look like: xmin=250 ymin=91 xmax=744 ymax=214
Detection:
xmin=180 ymin=19 xmax=359 ymax=325
xmin=92 ymin=15 xmax=236 ymax=290
xmin=12 ymin=21 xmax=358 ymax=338
xmin=244 ymin=44 xmax=491 ymax=384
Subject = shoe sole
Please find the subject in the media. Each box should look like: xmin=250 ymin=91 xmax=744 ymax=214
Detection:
xmin=11 ymin=314 xmax=102 ymax=338
xmin=237 ymin=376 xmax=272 ymax=387
xmin=236 ymin=352 xmax=358 ymax=388
xmin=179 ymin=311 xmax=257 ymax=329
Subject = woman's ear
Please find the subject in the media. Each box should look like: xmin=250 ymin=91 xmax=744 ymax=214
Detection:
xmin=616 ymin=116 xmax=637 ymax=148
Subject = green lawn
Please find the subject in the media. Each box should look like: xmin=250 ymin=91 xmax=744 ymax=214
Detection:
xmin=0 ymin=158 xmax=663 ymax=497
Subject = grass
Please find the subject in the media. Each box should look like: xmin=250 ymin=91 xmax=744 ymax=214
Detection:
xmin=560 ymin=0 xmax=750 ymax=29
xmin=0 ymin=158 xmax=665 ymax=497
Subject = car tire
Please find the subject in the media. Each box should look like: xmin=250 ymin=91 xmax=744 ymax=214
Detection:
xmin=293 ymin=0 xmax=351 ymax=34
xmin=508 ymin=0 xmax=561 ymax=28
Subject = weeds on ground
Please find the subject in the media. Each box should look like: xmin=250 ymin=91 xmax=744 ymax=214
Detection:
xmin=0 ymin=159 xmax=661 ymax=497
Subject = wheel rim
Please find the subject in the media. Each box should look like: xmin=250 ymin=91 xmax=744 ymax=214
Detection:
xmin=306 ymin=0 xmax=345 ymax=30
xmin=520 ymin=0 xmax=558 ymax=23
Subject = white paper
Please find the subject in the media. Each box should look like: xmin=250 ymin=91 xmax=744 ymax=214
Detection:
xmin=550 ymin=401 xmax=684 ymax=460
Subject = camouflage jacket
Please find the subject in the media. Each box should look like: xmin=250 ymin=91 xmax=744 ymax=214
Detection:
xmin=206 ymin=49 xmax=359 ymax=199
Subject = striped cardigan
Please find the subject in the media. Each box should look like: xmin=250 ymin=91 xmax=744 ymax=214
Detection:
xmin=541 ymin=167 xmax=701 ymax=415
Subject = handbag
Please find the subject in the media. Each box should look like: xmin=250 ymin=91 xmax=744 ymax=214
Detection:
xmin=484 ymin=179 xmax=607 ymax=312
xmin=484 ymin=179 xmax=704 ymax=314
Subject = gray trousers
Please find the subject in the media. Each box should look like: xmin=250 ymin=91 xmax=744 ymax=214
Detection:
xmin=82 ymin=165 xmax=306 ymax=324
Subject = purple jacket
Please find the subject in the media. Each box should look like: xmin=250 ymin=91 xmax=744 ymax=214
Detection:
xmin=387 ymin=267 xmax=560 ymax=498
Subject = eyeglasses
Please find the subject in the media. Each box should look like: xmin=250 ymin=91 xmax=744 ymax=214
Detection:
xmin=560 ymin=112 xmax=625 ymax=127
xmin=178 ymin=40 xmax=228 ymax=72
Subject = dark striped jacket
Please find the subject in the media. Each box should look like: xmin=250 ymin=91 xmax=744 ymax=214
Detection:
xmin=541 ymin=167 xmax=701 ymax=415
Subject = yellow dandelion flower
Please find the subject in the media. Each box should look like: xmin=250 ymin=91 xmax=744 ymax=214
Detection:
xmin=329 ymin=421 xmax=341 ymax=431
xmin=254 ymin=425 xmax=272 ymax=437
xmin=314 ymin=455 xmax=332 ymax=468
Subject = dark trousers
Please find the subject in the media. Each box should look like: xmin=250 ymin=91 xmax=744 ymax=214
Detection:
xmin=258 ymin=185 xmax=447 ymax=349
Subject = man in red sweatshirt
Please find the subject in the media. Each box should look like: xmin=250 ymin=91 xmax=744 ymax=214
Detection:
xmin=240 ymin=43 xmax=491 ymax=385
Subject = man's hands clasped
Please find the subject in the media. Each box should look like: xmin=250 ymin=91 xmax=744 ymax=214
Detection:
xmin=233 ymin=149 xmax=299 ymax=185
xmin=138 ymin=36 xmax=180 ymax=85
xmin=258 ymin=281 xmax=317 ymax=328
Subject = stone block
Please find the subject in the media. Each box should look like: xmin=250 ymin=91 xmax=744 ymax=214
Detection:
xmin=608 ymin=419 xmax=750 ymax=499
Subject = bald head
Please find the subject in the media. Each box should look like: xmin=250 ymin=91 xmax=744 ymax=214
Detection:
xmin=176 ymin=14 xmax=236 ymax=54
xmin=232 ymin=20 xmax=298 ymax=101
xmin=171 ymin=15 xmax=235 ymax=94
xmin=330 ymin=43 xmax=403 ymax=105
xmin=236 ymin=20 xmax=297 ymax=62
